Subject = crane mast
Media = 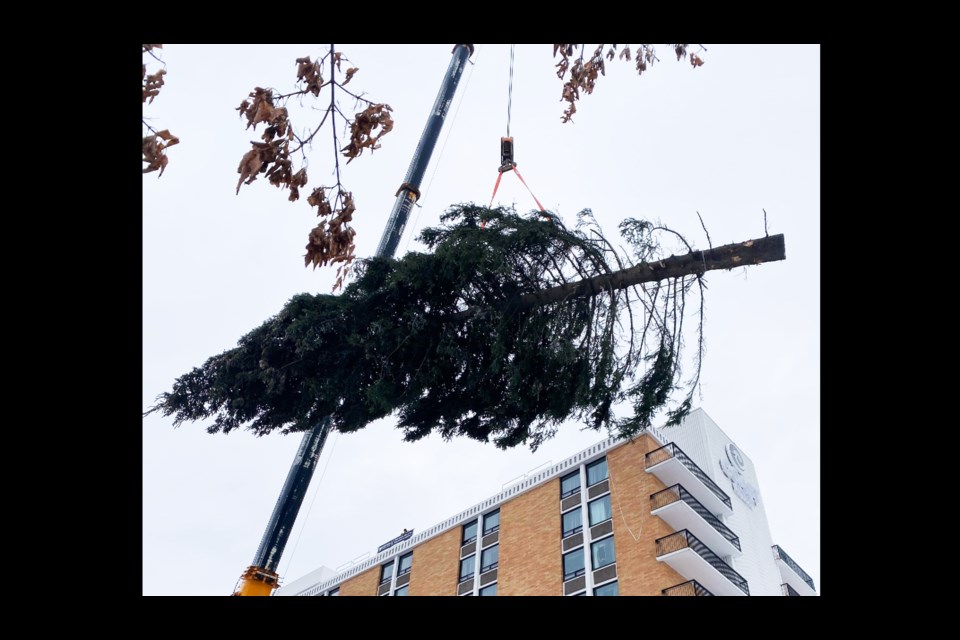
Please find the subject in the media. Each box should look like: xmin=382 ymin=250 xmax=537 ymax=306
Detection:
xmin=234 ymin=43 xmax=475 ymax=596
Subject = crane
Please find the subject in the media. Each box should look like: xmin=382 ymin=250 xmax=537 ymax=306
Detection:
xmin=233 ymin=43 xmax=475 ymax=596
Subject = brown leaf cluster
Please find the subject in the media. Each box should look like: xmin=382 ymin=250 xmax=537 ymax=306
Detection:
xmin=143 ymin=129 xmax=179 ymax=176
xmin=296 ymin=57 xmax=324 ymax=96
xmin=635 ymin=45 xmax=658 ymax=76
xmin=304 ymin=189 xmax=357 ymax=291
xmin=341 ymin=103 xmax=393 ymax=164
xmin=233 ymin=48 xmax=392 ymax=289
xmin=143 ymin=67 xmax=165 ymax=104
xmin=237 ymin=87 xmax=290 ymax=137
xmin=555 ymin=45 xmax=606 ymax=123
xmin=553 ymin=44 xmax=704 ymax=122
xmin=235 ymin=88 xmax=301 ymax=195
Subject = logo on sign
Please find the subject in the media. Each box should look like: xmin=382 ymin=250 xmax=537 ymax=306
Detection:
xmin=719 ymin=444 xmax=759 ymax=509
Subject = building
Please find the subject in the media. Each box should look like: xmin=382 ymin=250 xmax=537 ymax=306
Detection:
xmin=275 ymin=408 xmax=818 ymax=596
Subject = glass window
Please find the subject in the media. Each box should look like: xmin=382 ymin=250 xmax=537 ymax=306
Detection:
xmin=397 ymin=552 xmax=413 ymax=576
xmin=586 ymin=458 xmax=608 ymax=486
xmin=480 ymin=545 xmax=499 ymax=573
xmin=479 ymin=583 xmax=497 ymax=596
xmin=588 ymin=495 xmax=612 ymax=526
xmin=328 ymin=587 xmax=339 ymax=596
xmin=594 ymin=581 xmax=618 ymax=596
xmin=591 ymin=536 xmax=616 ymax=570
xmin=562 ymin=507 xmax=583 ymax=537
xmin=462 ymin=519 xmax=478 ymax=544
xmin=459 ymin=555 xmax=475 ymax=582
xmin=483 ymin=509 xmax=500 ymax=535
xmin=380 ymin=561 xmax=394 ymax=584
xmin=563 ymin=548 xmax=585 ymax=581
xmin=393 ymin=585 xmax=409 ymax=596
xmin=560 ymin=471 xmax=581 ymax=498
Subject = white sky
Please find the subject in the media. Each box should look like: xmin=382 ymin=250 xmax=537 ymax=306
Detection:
xmin=143 ymin=44 xmax=820 ymax=596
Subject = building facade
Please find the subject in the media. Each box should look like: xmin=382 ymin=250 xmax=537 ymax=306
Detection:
xmin=275 ymin=409 xmax=818 ymax=596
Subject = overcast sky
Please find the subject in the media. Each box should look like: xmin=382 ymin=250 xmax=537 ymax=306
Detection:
xmin=143 ymin=44 xmax=819 ymax=596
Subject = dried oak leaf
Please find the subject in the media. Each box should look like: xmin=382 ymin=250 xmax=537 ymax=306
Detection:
xmin=308 ymin=187 xmax=333 ymax=218
xmin=288 ymin=168 xmax=308 ymax=202
xmin=296 ymin=57 xmax=324 ymax=96
xmin=343 ymin=67 xmax=359 ymax=86
xmin=237 ymin=88 xmax=284 ymax=130
xmin=142 ymin=129 xmax=179 ymax=177
xmin=236 ymin=140 xmax=285 ymax=193
xmin=143 ymin=68 xmax=166 ymax=104
xmin=342 ymin=104 xmax=394 ymax=164
xmin=691 ymin=54 xmax=704 ymax=68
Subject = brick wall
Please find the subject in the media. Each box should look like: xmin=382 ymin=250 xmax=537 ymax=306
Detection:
xmin=498 ymin=477 xmax=561 ymax=596
xmin=606 ymin=435 xmax=685 ymax=595
xmin=409 ymin=526 xmax=461 ymax=596
xmin=339 ymin=565 xmax=379 ymax=596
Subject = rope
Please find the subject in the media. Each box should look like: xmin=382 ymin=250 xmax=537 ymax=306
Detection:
xmin=507 ymin=44 xmax=514 ymax=137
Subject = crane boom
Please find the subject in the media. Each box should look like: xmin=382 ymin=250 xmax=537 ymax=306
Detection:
xmin=234 ymin=43 xmax=475 ymax=596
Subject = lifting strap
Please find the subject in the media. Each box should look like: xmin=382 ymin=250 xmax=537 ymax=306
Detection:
xmin=480 ymin=45 xmax=550 ymax=229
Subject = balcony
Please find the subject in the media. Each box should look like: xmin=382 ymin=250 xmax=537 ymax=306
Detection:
xmin=650 ymin=484 xmax=741 ymax=557
xmin=655 ymin=530 xmax=749 ymax=596
xmin=781 ymin=583 xmax=801 ymax=597
xmin=645 ymin=443 xmax=733 ymax=516
xmin=772 ymin=544 xmax=817 ymax=596
xmin=662 ymin=580 xmax=714 ymax=596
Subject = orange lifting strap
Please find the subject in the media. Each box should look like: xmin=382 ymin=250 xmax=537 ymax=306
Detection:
xmin=482 ymin=136 xmax=548 ymax=229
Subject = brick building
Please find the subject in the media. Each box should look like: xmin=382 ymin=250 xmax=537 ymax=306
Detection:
xmin=275 ymin=409 xmax=818 ymax=597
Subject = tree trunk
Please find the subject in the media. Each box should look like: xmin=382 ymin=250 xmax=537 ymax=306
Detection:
xmin=458 ymin=234 xmax=785 ymax=319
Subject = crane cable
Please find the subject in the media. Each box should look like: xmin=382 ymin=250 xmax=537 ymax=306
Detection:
xmin=506 ymin=43 xmax=514 ymax=138
xmin=483 ymin=44 xmax=548 ymax=228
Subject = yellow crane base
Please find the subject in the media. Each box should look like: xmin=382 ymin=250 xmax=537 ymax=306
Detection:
xmin=232 ymin=565 xmax=280 ymax=596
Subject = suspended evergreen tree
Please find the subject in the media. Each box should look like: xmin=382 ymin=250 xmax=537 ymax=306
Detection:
xmin=146 ymin=204 xmax=784 ymax=450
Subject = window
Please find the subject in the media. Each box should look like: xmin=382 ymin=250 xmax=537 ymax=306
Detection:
xmin=393 ymin=585 xmax=409 ymax=596
xmin=459 ymin=555 xmax=476 ymax=582
xmin=591 ymin=536 xmax=616 ymax=570
xmin=479 ymin=583 xmax=497 ymax=596
xmin=562 ymin=507 xmax=583 ymax=537
xmin=380 ymin=561 xmax=394 ymax=584
xmin=593 ymin=581 xmax=618 ymax=596
xmin=560 ymin=471 xmax=581 ymax=498
xmin=483 ymin=509 xmax=500 ymax=535
xmin=397 ymin=552 xmax=413 ymax=576
xmin=462 ymin=519 xmax=478 ymax=544
xmin=563 ymin=548 xmax=585 ymax=581
xmin=586 ymin=458 xmax=608 ymax=486
xmin=328 ymin=587 xmax=339 ymax=596
xmin=588 ymin=495 xmax=612 ymax=526
xmin=480 ymin=545 xmax=499 ymax=573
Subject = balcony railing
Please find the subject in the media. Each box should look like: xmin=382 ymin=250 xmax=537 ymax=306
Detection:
xmin=772 ymin=545 xmax=816 ymax=591
xmin=650 ymin=484 xmax=741 ymax=551
xmin=662 ymin=580 xmax=714 ymax=596
xmin=656 ymin=530 xmax=749 ymax=595
xmin=645 ymin=443 xmax=732 ymax=510
xmin=781 ymin=583 xmax=801 ymax=597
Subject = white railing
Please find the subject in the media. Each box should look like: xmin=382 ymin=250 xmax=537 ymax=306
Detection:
xmin=295 ymin=426 xmax=667 ymax=596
